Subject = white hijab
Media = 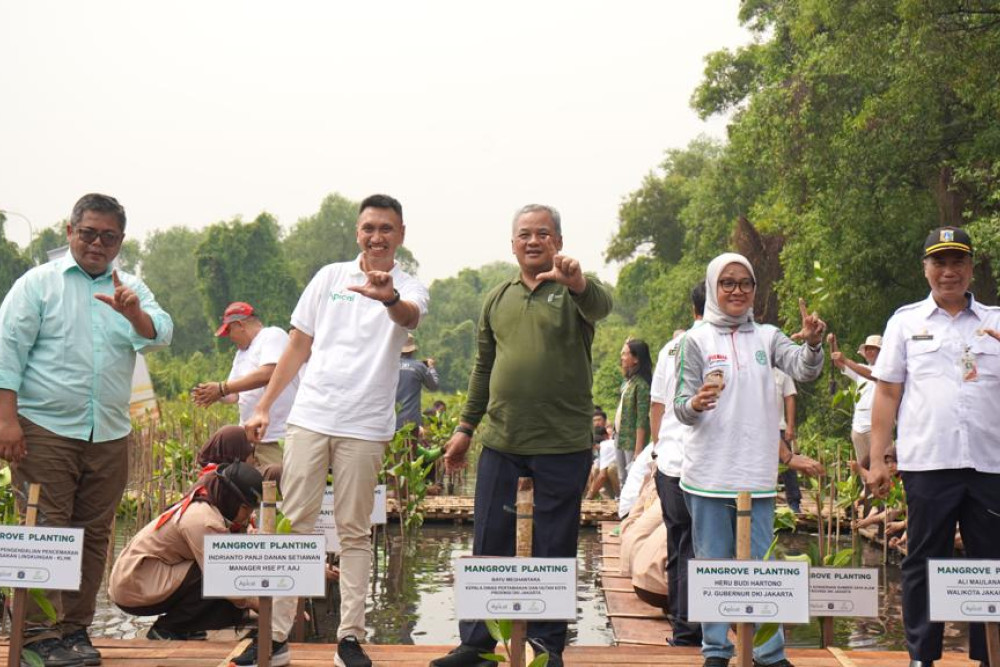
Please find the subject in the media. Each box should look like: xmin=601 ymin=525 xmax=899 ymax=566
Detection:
xmin=704 ymin=252 xmax=756 ymax=327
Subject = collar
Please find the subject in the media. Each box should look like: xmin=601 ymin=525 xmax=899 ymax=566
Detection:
xmin=352 ymin=253 xmax=399 ymax=277
xmin=58 ymin=252 xmax=113 ymax=280
xmin=918 ymin=291 xmax=982 ymax=320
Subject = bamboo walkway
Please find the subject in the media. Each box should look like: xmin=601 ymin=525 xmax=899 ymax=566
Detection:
xmin=597 ymin=521 xmax=977 ymax=666
xmin=1 ymin=638 xmax=985 ymax=667
xmin=387 ymin=496 xmax=619 ymax=524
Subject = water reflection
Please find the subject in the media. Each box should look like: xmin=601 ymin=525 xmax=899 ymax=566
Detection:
xmin=94 ymin=522 xmax=969 ymax=653
xmin=308 ymin=524 xmax=613 ymax=645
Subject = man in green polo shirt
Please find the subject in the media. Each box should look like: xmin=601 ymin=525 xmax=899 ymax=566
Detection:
xmin=430 ymin=204 xmax=613 ymax=667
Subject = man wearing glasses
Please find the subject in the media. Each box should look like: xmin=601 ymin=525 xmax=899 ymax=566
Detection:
xmin=0 ymin=193 xmax=173 ymax=667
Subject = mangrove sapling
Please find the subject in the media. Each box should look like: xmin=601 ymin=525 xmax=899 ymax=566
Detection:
xmin=482 ymin=619 xmax=549 ymax=667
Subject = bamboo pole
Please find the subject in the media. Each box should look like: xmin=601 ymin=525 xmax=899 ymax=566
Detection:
xmin=257 ymin=481 xmax=277 ymax=667
xmin=735 ymin=492 xmax=753 ymax=667
xmin=510 ymin=477 xmax=534 ymax=667
xmin=9 ymin=483 xmax=41 ymax=667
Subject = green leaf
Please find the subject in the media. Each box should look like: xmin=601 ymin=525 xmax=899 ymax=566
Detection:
xmin=480 ymin=654 xmax=507 ymax=663
xmin=486 ymin=619 xmax=506 ymax=643
xmin=21 ymin=648 xmax=45 ymax=667
xmin=528 ymin=653 xmax=550 ymax=667
xmin=29 ymin=588 xmax=57 ymax=621
xmin=498 ymin=619 xmax=513 ymax=639
xmin=753 ymin=622 xmax=780 ymax=647
xmin=830 ymin=549 xmax=855 ymax=567
xmin=762 ymin=535 xmax=779 ymax=561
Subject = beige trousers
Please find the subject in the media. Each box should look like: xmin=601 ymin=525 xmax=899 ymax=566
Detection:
xmin=272 ymin=425 xmax=385 ymax=642
xmin=254 ymin=440 xmax=283 ymax=468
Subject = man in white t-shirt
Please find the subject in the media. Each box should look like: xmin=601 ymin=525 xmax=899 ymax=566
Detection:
xmin=772 ymin=367 xmax=801 ymax=513
xmin=649 ymin=282 xmax=704 ymax=647
xmin=192 ymin=301 xmax=298 ymax=468
xmin=242 ymin=194 xmax=430 ymax=667
xmin=829 ymin=333 xmax=880 ymax=470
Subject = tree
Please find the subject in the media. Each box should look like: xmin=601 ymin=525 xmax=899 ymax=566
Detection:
xmin=417 ymin=262 xmax=518 ymax=392
xmin=141 ymin=227 xmax=212 ymax=357
xmin=196 ymin=213 xmax=300 ymax=337
xmin=0 ymin=214 xmax=31 ymax=304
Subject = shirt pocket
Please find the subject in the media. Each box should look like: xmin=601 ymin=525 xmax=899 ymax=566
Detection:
xmin=906 ymin=336 xmax=943 ymax=379
xmin=971 ymin=337 xmax=1000 ymax=381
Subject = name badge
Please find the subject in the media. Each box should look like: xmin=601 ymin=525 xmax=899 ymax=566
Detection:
xmin=911 ymin=334 xmax=934 ymax=341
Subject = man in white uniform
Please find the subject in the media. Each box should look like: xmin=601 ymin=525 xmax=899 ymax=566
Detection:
xmin=870 ymin=227 xmax=1000 ymax=667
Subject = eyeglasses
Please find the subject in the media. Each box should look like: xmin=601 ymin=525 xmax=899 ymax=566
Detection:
xmin=75 ymin=227 xmax=123 ymax=246
xmin=719 ymin=278 xmax=756 ymax=294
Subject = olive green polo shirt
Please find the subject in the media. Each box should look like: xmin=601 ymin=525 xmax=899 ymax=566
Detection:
xmin=461 ymin=274 xmax=613 ymax=455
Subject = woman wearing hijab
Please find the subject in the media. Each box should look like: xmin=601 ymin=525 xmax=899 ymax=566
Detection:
xmin=197 ymin=425 xmax=256 ymax=474
xmin=109 ymin=462 xmax=263 ymax=640
xmin=614 ymin=338 xmax=653 ymax=483
xmin=673 ymin=253 xmax=826 ymax=667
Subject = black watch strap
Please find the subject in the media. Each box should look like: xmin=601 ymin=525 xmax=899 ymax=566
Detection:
xmin=383 ymin=289 xmax=401 ymax=307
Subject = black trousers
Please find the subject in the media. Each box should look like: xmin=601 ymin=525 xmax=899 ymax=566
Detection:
xmin=116 ymin=562 xmax=245 ymax=633
xmin=654 ymin=471 xmax=702 ymax=646
xmin=901 ymin=469 xmax=1000 ymax=664
xmin=460 ymin=447 xmax=592 ymax=653
xmin=779 ymin=432 xmax=801 ymax=507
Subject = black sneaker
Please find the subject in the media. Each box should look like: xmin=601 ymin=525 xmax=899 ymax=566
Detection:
xmin=703 ymin=658 xmax=731 ymax=667
xmin=146 ymin=626 xmax=208 ymax=641
xmin=754 ymin=660 xmax=795 ymax=667
xmin=22 ymin=637 xmax=84 ymax=667
xmin=335 ymin=635 xmax=372 ymax=667
xmin=61 ymin=630 xmax=101 ymax=666
xmin=228 ymin=639 xmax=290 ymax=667
xmin=428 ymin=644 xmax=498 ymax=667
xmin=527 ymin=638 xmax=562 ymax=667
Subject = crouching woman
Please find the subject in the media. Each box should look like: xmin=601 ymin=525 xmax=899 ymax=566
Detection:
xmin=109 ymin=461 xmax=263 ymax=639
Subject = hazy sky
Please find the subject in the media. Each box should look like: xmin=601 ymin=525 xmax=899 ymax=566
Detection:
xmin=0 ymin=1 xmax=749 ymax=285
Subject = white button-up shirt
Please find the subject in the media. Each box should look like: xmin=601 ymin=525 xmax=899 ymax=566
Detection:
xmin=872 ymin=293 xmax=1000 ymax=473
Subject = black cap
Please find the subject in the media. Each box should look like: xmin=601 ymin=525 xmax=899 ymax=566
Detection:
xmin=218 ymin=461 xmax=263 ymax=506
xmin=923 ymin=227 xmax=973 ymax=258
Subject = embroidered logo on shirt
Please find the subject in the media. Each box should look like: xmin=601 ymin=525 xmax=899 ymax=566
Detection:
xmin=755 ymin=350 xmax=767 ymax=365
xmin=547 ymin=293 xmax=563 ymax=305
xmin=330 ymin=292 xmax=356 ymax=303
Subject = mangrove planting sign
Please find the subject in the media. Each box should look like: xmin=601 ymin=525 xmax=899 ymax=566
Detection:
xmin=929 ymin=559 xmax=1000 ymax=622
xmin=315 ymin=484 xmax=388 ymax=552
xmin=454 ymin=557 xmax=577 ymax=620
xmin=688 ymin=560 xmax=810 ymax=623
xmin=203 ymin=534 xmax=326 ymax=597
xmin=0 ymin=526 xmax=83 ymax=590
xmin=809 ymin=567 xmax=879 ymax=617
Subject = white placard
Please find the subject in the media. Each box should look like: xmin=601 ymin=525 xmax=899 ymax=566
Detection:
xmin=315 ymin=484 xmax=387 ymax=552
xmin=688 ymin=560 xmax=810 ymax=623
xmin=929 ymin=559 xmax=1000 ymax=622
xmin=203 ymin=534 xmax=326 ymax=598
xmin=809 ymin=567 xmax=879 ymax=617
xmin=454 ymin=557 xmax=577 ymax=621
xmin=0 ymin=526 xmax=83 ymax=590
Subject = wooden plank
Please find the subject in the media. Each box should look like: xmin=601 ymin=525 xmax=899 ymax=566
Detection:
xmin=604 ymin=591 xmax=664 ymax=618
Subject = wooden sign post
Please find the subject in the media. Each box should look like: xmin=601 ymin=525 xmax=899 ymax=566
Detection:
xmin=509 ymin=477 xmax=534 ymax=667
xmin=987 ymin=623 xmax=1000 ymax=667
xmin=735 ymin=492 xmax=753 ymax=667
xmin=257 ymin=481 xmax=277 ymax=667
xmin=8 ymin=483 xmax=41 ymax=667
